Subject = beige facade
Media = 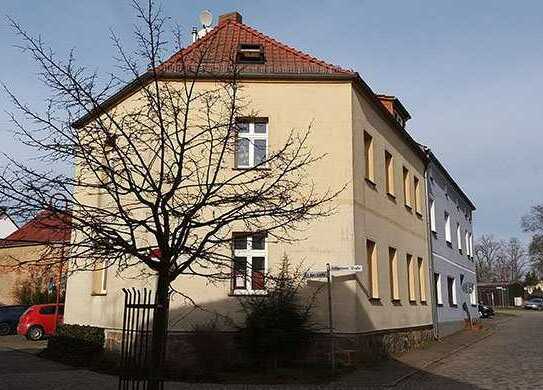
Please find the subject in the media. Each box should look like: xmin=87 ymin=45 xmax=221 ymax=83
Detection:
xmin=64 ymin=78 xmax=432 ymax=334
xmin=0 ymin=244 xmax=62 ymax=305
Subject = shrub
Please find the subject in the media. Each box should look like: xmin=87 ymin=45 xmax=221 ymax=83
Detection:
xmin=237 ymin=256 xmax=318 ymax=368
xmin=46 ymin=324 xmax=105 ymax=364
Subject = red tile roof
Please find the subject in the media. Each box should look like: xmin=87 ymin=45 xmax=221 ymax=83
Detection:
xmin=158 ymin=17 xmax=353 ymax=77
xmin=0 ymin=210 xmax=71 ymax=248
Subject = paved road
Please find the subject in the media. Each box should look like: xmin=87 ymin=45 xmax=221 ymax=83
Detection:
xmin=399 ymin=310 xmax=543 ymax=389
xmin=0 ymin=311 xmax=542 ymax=389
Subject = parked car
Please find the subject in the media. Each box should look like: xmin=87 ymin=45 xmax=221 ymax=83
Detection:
xmin=17 ymin=304 xmax=64 ymax=341
xmin=523 ymin=298 xmax=543 ymax=311
xmin=0 ymin=305 xmax=30 ymax=336
xmin=478 ymin=304 xmax=495 ymax=318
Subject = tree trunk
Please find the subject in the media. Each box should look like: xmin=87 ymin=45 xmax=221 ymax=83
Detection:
xmin=149 ymin=271 xmax=170 ymax=390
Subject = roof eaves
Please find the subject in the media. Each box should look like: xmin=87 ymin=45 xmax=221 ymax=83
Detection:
xmin=351 ymin=73 xmax=428 ymax=164
xmin=421 ymin=145 xmax=476 ymax=210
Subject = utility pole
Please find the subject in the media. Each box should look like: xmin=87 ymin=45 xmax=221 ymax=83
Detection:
xmin=326 ymin=263 xmax=335 ymax=373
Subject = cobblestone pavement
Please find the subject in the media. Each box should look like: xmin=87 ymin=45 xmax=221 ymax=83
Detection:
xmin=0 ymin=311 xmax=541 ymax=389
xmin=399 ymin=310 xmax=543 ymax=389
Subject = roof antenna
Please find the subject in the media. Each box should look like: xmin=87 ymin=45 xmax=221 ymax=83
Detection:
xmin=196 ymin=10 xmax=213 ymax=40
xmin=191 ymin=26 xmax=198 ymax=43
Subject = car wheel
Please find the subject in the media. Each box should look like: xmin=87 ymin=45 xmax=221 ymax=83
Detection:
xmin=27 ymin=326 xmax=44 ymax=341
xmin=0 ymin=322 xmax=10 ymax=336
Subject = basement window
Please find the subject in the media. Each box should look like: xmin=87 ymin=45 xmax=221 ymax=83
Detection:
xmin=236 ymin=43 xmax=265 ymax=64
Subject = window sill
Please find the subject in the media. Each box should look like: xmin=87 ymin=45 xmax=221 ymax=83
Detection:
xmin=420 ymin=300 xmax=428 ymax=305
xmin=391 ymin=299 xmax=402 ymax=306
xmin=369 ymin=297 xmax=381 ymax=305
xmin=232 ymin=167 xmax=271 ymax=171
xmin=437 ymin=303 xmax=443 ymax=307
xmin=431 ymin=231 xmax=438 ymax=238
xmin=365 ymin=178 xmax=377 ymax=190
xmin=386 ymin=192 xmax=396 ymax=202
xmin=404 ymin=204 xmax=412 ymax=212
xmin=91 ymin=291 xmax=107 ymax=296
xmin=450 ymin=304 xmax=458 ymax=308
xmin=446 ymin=241 xmax=452 ymax=248
xmin=229 ymin=290 xmax=267 ymax=297
xmin=409 ymin=300 xmax=417 ymax=305
xmin=416 ymin=211 xmax=423 ymax=218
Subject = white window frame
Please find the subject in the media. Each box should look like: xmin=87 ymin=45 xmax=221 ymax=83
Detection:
xmin=448 ymin=276 xmax=457 ymax=306
xmin=92 ymin=263 xmax=107 ymax=295
xmin=235 ymin=121 xmax=268 ymax=168
xmin=429 ymin=199 xmax=436 ymax=233
xmin=465 ymin=231 xmax=470 ymax=257
xmin=470 ymin=285 xmax=477 ymax=305
xmin=445 ymin=212 xmax=452 ymax=244
xmin=469 ymin=233 xmax=473 ymax=258
xmin=457 ymin=223 xmax=462 ymax=252
xmin=435 ymin=273 xmax=443 ymax=305
xmin=232 ymin=233 xmax=267 ymax=295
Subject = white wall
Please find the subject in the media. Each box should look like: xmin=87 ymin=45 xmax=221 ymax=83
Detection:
xmin=0 ymin=214 xmax=17 ymax=239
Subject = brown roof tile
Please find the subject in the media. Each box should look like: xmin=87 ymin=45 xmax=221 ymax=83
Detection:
xmin=158 ymin=17 xmax=353 ymax=76
xmin=0 ymin=210 xmax=71 ymax=247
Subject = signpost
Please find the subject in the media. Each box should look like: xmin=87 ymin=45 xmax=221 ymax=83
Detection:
xmin=303 ymin=263 xmax=363 ymax=371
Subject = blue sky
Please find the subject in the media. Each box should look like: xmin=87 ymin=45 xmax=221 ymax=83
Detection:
xmin=1 ymin=1 xmax=542 ymax=240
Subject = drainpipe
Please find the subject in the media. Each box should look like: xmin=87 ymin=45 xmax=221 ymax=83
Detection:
xmin=424 ymin=162 xmax=439 ymax=339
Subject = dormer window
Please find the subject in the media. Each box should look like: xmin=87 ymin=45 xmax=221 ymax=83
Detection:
xmin=236 ymin=44 xmax=265 ymax=64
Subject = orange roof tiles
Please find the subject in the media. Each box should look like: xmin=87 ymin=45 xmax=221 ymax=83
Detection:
xmin=158 ymin=17 xmax=353 ymax=76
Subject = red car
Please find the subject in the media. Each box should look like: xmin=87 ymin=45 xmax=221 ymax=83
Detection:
xmin=17 ymin=304 xmax=64 ymax=341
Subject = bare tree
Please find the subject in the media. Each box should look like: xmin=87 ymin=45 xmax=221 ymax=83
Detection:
xmin=522 ymin=205 xmax=543 ymax=278
xmin=502 ymin=238 xmax=527 ymax=283
xmin=474 ymin=235 xmax=504 ymax=282
xmin=0 ymin=1 xmax=341 ymax=384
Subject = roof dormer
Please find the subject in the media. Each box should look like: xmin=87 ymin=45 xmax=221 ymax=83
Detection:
xmin=377 ymin=94 xmax=411 ymax=128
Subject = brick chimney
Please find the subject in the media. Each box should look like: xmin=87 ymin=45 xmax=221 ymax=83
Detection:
xmin=219 ymin=12 xmax=242 ymax=25
xmin=376 ymin=94 xmax=411 ymax=128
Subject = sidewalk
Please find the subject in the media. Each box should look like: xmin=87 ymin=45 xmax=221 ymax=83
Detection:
xmin=333 ymin=315 xmax=512 ymax=387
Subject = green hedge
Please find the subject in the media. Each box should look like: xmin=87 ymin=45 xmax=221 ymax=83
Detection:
xmin=47 ymin=324 xmax=105 ymax=357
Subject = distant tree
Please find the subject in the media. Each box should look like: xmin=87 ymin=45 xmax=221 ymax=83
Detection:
xmin=502 ymin=238 xmax=528 ymax=282
xmin=524 ymin=270 xmax=539 ymax=286
xmin=474 ymin=235 xmax=504 ymax=282
xmin=522 ymin=205 xmax=543 ymax=277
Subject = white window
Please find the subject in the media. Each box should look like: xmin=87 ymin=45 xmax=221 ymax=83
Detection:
xmin=445 ymin=212 xmax=452 ymax=244
xmin=434 ymin=273 xmax=443 ymax=305
xmin=470 ymin=286 xmax=477 ymax=305
xmin=429 ymin=199 xmax=436 ymax=233
xmin=92 ymin=262 xmax=107 ymax=295
xmin=469 ymin=233 xmax=473 ymax=258
xmin=465 ymin=231 xmax=470 ymax=257
xmin=447 ymin=276 xmax=457 ymax=306
xmin=235 ymin=120 xmax=268 ymax=168
xmin=232 ymin=233 xmax=267 ymax=293
xmin=457 ymin=223 xmax=462 ymax=252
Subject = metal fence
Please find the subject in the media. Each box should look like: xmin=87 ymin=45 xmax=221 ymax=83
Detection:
xmin=118 ymin=288 xmax=164 ymax=390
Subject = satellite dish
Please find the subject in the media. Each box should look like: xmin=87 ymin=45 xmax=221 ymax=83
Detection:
xmin=199 ymin=10 xmax=213 ymax=28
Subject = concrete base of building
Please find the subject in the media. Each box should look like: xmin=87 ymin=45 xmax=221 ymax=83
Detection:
xmin=437 ymin=319 xmax=471 ymax=338
xmin=103 ymin=324 xmax=434 ymax=369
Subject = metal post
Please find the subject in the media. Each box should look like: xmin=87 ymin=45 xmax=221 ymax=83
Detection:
xmin=53 ymin=245 xmax=65 ymax=334
xmin=326 ymin=263 xmax=335 ymax=372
